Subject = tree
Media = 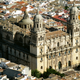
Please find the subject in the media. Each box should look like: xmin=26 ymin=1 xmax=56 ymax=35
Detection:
xmin=65 ymin=6 xmax=69 ymax=10
xmin=31 ymin=68 xmax=65 ymax=79
xmin=31 ymin=69 xmax=41 ymax=78
xmin=42 ymin=68 xmax=65 ymax=79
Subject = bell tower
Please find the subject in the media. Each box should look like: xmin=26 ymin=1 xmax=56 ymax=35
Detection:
xmin=67 ymin=1 xmax=80 ymax=67
xmin=67 ymin=2 xmax=79 ymax=37
xmin=30 ymin=9 xmax=46 ymax=56
xmin=30 ymin=9 xmax=46 ymax=71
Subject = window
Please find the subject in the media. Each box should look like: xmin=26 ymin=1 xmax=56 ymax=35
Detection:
xmin=30 ymin=25 xmax=32 ymax=28
xmin=65 ymin=52 xmax=66 ymax=55
xmin=40 ymin=24 xmax=41 ymax=27
xmin=76 ymin=40 xmax=78 ymax=43
xmin=25 ymin=25 xmax=26 ymax=28
xmin=59 ymin=53 xmax=60 ymax=56
xmin=49 ymin=66 xmax=52 ymax=69
xmin=76 ymin=48 xmax=78 ymax=52
xmin=67 ymin=42 xmax=69 ymax=44
xmin=41 ymin=66 xmax=43 ymax=69
xmin=76 ymin=57 xmax=78 ymax=60
xmin=68 ymin=51 xmax=70 ymax=54
xmin=41 ymin=48 xmax=42 ymax=52
xmin=49 ymin=55 xmax=51 ymax=59
xmin=37 ymin=24 xmax=38 ymax=28
xmin=73 ymin=17 xmax=74 ymax=20
xmin=41 ymin=58 xmax=42 ymax=61
xmin=53 ymin=55 xmax=55 ymax=58
xmin=57 ymin=42 xmax=59 ymax=47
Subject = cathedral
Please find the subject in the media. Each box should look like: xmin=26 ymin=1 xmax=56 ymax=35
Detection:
xmin=0 ymin=3 xmax=80 ymax=73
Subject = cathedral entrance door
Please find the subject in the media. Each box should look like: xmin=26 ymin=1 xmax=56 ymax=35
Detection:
xmin=58 ymin=61 xmax=62 ymax=69
xmin=68 ymin=61 xmax=71 ymax=67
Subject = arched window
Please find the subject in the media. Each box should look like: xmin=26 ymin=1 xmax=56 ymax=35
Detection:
xmin=53 ymin=55 xmax=55 ymax=58
xmin=30 ymin=25 xmax=32 ymax=28
xmin=68 ymin=61 xmax=71 ymax=67
xmin=49 ymin=55 xmax=51 ymax=59
xmin=41 ymin=57 xmax=42 ymax=61
xmin=49 ymin=66 xmax=52 ymax=69
xmin=68 ymin=51 xmax=70 ymax=54
xmin=65 ymin=52 xmax=66 ymax=55
xmin=37 ymin=24 xmax=38 ymax=28
xmin=25 ymin=25 xmax=26 ymax=28
xmin=58 ymin=61 xmax=62 ymax=69
xmin=40 ymin=24 xmax=41 ymax=27
xmin=76 ymin=48 xmax=78 ymax=52
xmin=41 ymin=66 xmax=43 ymax=69
xmin=40 ymin=36 xmax=43 ymax=40
xmin=59 ymin=53 xmax=60 ymax=56
xmin=57 ymin=42 xmax=59 ymax=47
xmin=76 ymin=40 xmax=78 ymax=43
xmin=76 ymin=16 xmax=77 ymax=19
xmin=73 ymin=17 xmax=74 ymax=20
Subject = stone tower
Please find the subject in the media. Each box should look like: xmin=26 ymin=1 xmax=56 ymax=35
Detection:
xmin=30 ymin=9 xmax=45 ymax=55
xmin=67 ymin=2 xmax=79 ymax=36
xmin=67 ymin=2 xmax=80 ymax=67
xmin=30 ymin=9 xmax=46 ymax=71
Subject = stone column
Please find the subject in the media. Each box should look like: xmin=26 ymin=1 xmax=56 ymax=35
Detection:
xmin=55 ymin=54 xmax=58 ymax=70
xmin=46 ymin=55 xmax=48 ymax=69
xmin=61 ymin=52 xmax=64 ymax=69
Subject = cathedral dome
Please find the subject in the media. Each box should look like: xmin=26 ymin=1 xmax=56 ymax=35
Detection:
xmin=70 ymin=2 xmax=78 ymax=13
xmin=19 ymin=10 xmax=33 ymax=26
xmin=71 ymin=7 xmax=78 ymax=12
xmin=33 ymin=9 xmax=43 ymax=21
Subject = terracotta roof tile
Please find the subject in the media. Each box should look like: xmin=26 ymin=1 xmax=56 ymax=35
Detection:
xmin=53 ymin=15 xmax=67 ymax=22
xmin=21 ymin=7 xmax=27 ymax=11
xmin=16 ymin=1 xmax=25 ymax=5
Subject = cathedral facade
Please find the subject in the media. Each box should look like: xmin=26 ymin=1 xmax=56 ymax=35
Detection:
xmin=0 ymin=3 xmax=80 ymax=73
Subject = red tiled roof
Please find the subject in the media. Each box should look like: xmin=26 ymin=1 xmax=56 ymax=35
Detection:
xmin=53 ymin=15 xmax=67 ymax=22
xmin=64 ymin=10 xmax=68 ymax=13
xmin=21 ymin=7 xmax=27 ymax=11
xmin=30 ymin=6 xmax=34 ymax=8
xmin=4 ymin=13 xmax=10 ymax=17
xmin=16 ymin=1 xmax=25 ymax=5
xmin=11 ymin=5 xmax=17 ymax=8
xmin=55 ymin=22 xmax=63 ymax=26
xmin=64 ymin=26 xmax=67 ymax=29
xmin=39 ymin=11 xmax=42 ymax=14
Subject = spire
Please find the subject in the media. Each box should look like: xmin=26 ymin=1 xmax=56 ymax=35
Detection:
xmin=37 ymin=4 xmax=40 ymax=15
xmin=23 ymin=10 xmax=29 ymax=19
xmin=37 ymin=8 xmax=39 ymax=15
xmin=73 ymin=0 xmax=75 ymax=7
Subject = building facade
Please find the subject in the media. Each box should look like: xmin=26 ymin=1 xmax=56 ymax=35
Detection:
xmin=0 ymin=3 xmax=80 ymax=73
